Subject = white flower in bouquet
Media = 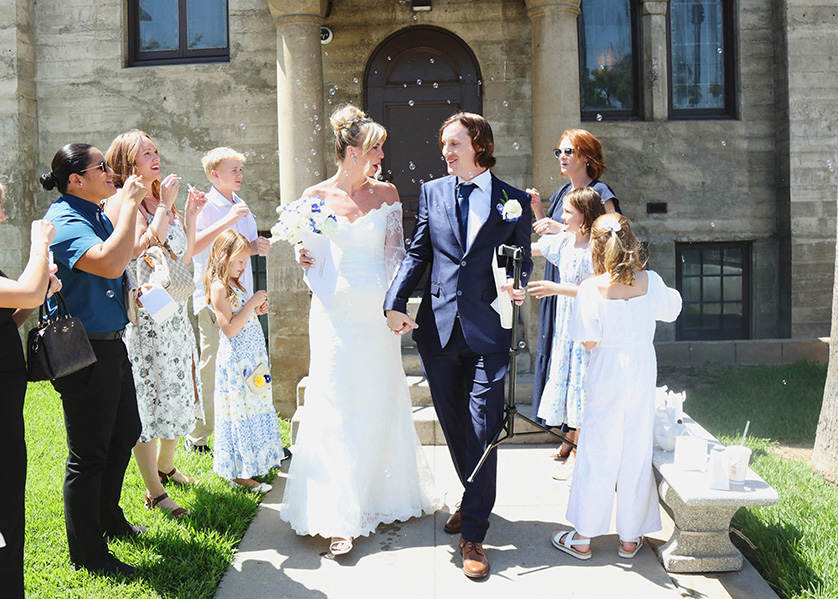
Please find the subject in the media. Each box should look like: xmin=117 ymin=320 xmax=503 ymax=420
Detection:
xmin=271 ymin=194 xmax=338 ymax=245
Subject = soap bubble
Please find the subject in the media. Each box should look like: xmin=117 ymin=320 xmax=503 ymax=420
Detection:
xmin=409 ymin=162 xmax=416 ymax=170
xmin=503 ymin=100 xmax=509 ymax=107
xmin=106 ymin=289 xmax=115 ymax=298
xmin=433 ymin=82 xmax=439 ymax=88
xmin=408 ymin=100 xmax=415 ymax=106
xmin=721 ymin=140 xmax=727 ymax=147
xmin=310 ymin=148 xmax=317 ymax=156
xmin=240 ymin=123 xmax=246 ymax=130
xmin=512 ymin=142 xmax=520 ymax=150
xmin=416 ymin=79 xmax=422 ymax=85
xmin=596 ymin=114 xmax=603 ymax=122
xmin=430 ymin=58 xmax=435 ymax=63
xmin=353 ymin=77 xmax=358 ymax=83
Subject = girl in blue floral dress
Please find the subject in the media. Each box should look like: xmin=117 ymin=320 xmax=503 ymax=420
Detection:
xmin=206 ymin=230 xmax=283 ymax=492
xmin=527 ymin=188 xmax=606 ymax=476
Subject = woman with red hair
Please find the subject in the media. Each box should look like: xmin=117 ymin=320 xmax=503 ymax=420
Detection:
xmin=526 ymin=129 xmax=620 ymax=469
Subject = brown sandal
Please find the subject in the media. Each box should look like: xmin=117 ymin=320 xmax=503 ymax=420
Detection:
xmin=145 ymin=492 xmax=189 ymax=517
xmin=158 ymin=468 xmax=196 ymax=486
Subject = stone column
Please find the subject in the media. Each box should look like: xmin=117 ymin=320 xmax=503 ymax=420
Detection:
xmin=266 ymin=0 xmax=328 ymax=417
xmin=524 ymin=0 xmax=582 ymax=369
xmin=641 ymin=0 xmax=669 ymax=121
xmin=525 ymin=0 xmax=582 ymax=195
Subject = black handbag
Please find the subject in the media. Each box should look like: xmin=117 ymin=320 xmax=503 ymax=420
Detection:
xmin=27 ymin=291 xmax=97 ymax=381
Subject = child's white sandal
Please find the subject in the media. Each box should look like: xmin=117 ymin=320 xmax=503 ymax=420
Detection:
xmin=551 ymin=530 xmax=592 ymax=560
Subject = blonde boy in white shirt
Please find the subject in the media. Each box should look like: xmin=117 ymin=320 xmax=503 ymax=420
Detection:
xmin=185 ymin=147 xmax=270 ymax=452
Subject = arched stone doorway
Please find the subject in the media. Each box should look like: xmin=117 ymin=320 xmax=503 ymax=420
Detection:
xmin=364 ymin=26 xmax=482 ymax=239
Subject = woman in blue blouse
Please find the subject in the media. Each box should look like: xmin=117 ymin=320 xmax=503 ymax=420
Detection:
xmin=526 ymin=129 xmax=620 ymax=459
xmin=41 ymin=143 xmax=147 ymax=577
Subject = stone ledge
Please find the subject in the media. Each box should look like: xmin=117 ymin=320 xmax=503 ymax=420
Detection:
xmin=655 ymin=338 xmax=828 ymax=367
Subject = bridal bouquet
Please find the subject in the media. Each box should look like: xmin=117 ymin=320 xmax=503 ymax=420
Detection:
xmin=271 ymin=194 xmax=339 ymax=245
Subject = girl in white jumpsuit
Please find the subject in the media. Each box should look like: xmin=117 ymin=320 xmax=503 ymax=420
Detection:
xmin=553 ymin=213 xmax=682 ymax=560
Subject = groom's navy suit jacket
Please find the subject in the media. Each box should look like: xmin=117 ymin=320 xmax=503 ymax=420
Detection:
xmin=385 ymin=173 xmax=533 ymax=353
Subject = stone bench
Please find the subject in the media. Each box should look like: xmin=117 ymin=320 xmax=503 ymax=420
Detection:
xmin=652 ymin=415 xmax=779 ymax=573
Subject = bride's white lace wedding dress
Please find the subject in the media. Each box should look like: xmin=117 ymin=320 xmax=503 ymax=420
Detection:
xmin=280 ymin=201 xmax=442 ymax=539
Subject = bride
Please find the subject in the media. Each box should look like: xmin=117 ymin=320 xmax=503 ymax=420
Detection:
xmin=280 ymin=105 xmax=441 ymax=555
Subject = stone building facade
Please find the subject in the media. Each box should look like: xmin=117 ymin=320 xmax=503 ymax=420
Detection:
xmin=1 ymin=0 xmax=836 ymax=416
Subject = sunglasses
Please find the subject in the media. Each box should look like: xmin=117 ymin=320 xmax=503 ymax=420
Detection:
xmin=79 ymin=161 xmax=111 ymax=174
xmin=553 ymin=148 xmax=575 ymax=158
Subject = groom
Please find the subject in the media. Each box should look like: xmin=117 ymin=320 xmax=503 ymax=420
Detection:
xmin=385 ymin=113 xmax=532 ymax=579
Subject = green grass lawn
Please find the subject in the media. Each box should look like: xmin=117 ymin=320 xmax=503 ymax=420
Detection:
xmin=659 ymin=362 xmax=838 ymax=599
xmin=23 ymin=381 xmax=291 ymax=599
xmin=22 ymin=363 xmax=838 ymax=598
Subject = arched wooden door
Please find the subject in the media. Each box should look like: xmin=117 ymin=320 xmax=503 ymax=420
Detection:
xmin=365 ymin=26 xmax=482 ymax=241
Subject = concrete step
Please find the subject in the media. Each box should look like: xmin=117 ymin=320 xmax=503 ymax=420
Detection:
xmin=297 ymin=373 xmax=534 ymax=408
xmin=292 ymin=374 xmax=547 ymax=445
xmin=401 ymin=345 xmax=532 ymax=376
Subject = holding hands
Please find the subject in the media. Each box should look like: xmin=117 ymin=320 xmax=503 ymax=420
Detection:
xmin=386 ymin=310 xmax=418 ymax=336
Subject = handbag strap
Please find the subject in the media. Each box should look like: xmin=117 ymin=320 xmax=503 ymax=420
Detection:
xmin=147 ymin=225 xmax=179 ymax=261
xmin=38 ymin=290 xmax=70 ymax=327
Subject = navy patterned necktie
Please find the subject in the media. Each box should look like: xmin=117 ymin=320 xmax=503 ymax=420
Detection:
xmin=456 ymin=182 xmax=475 ymax=244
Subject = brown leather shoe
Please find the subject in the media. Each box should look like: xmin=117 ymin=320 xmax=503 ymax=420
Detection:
xmin=459 ymin=538 xmax=489 ymax=579
xmin=444 ymin=508 xmax=461 ymax=534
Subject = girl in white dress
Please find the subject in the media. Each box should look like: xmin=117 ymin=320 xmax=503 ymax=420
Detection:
xmin=527 ymin=188 xmax=606 ymax=477
xmin=281 ymin=105 xmax=441 ymax=556
xmin=552 ymin=213 xmax=681 ymax=560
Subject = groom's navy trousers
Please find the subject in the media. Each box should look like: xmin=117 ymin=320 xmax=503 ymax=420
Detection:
xmin=385 ymin=173 xmax=532 ymax=543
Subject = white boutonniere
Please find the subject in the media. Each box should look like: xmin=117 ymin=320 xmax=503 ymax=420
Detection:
xmin=271 ymin=194 xmax=339 ymax=245
xmin=496 ymin=189 xmax=523 ymax=222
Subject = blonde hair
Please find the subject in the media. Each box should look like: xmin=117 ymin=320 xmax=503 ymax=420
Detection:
xmin=106 ymin=130 xmax=161 ymax=200
xmin=590 ymin=213 xmax=647 ymax=286
xmin=330 ymin=104 xmax=386 ymax=165
xmin=202 ymin=147 xmax=246 ymax=182
xmin=204 ymin=230 xmax=251 ymax=305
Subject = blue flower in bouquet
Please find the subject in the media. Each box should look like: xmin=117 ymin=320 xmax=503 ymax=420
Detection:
xmin=271 ymin=194 xmax=338 ymax=245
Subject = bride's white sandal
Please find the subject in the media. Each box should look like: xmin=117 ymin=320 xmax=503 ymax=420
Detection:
xmin=618 ymin=536 xmax=644 ymax=559
xmin=551 ymin=530 xmax=591 ymax=560
xmin=330 ymin=537 xmax=354 ymax=556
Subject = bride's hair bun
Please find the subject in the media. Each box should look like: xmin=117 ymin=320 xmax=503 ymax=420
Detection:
xmin=330 ymin=105 xmax=367 ymax=136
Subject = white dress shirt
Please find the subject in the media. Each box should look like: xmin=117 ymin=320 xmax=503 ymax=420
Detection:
xmin=458 ymin=168 xmax=493 ymax=249
xmin=191 ymin=186 xmax=258 ymax=314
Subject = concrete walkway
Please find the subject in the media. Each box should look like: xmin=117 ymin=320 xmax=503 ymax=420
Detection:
xmin=215 ymin=445 xmax=778 ymax=599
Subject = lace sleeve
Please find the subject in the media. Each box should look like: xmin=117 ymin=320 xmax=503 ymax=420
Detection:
xmin=384 ymin=203 xmax=406 ymax=283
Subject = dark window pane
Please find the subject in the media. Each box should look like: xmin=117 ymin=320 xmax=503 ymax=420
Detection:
xmin=188 ymin=0 xmax=227 ymax=50
xmin=702 ymin=276 xmax=721 ymax=302
xmin=722 ymin=247 xmax=742 ymax=274
xmin=702 ymin=248 xmax=722 ymax=275
xmin=579 ymin=0 xmax=634 ymax=112
xmin=703 ymin=302 xmax=722 ymax=330
xmin=670 ymin=0 xmax=726 ymax=110
xmin=723 ymin=276 xmax=742 ymax=301
xmin=682 ymin=276 xmax=701 ymax=302
xmin=681 ymin=248 xmax=701 ymax=276
xmin=139 ymin=0 xmax=179 ymax=52
xmin=682 ymin=303 xmax=702 ymax=330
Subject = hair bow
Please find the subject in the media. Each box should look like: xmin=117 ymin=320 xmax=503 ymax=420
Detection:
xmin=602 ymin=220 xmax=622 ymax=233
